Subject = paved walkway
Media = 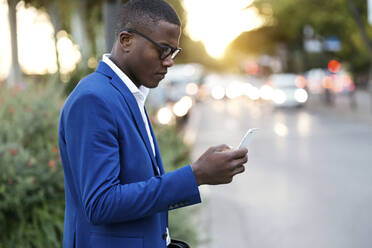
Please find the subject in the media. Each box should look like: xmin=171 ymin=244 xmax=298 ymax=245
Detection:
xmin=183 ymin=100 xmax=247 ymax=248
xmin=183 ymin=90 xmax=372 ymax=247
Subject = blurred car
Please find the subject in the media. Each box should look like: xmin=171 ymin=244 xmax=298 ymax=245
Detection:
xmin=202 ymin=73 xmax=227 ymax=100
xmin=305 ymin=68 xmax=355 ymax=96
xmin=266 ymin=73 xmax=309 ymax=108
xmin=201 ymin=73 xmax=262 ymax=101
xmin=322 ymin=69 xmax=355 ymax=95
xmin=163 ymin=63 xmax=204 ymax=102
xmin=147 ymin=63 xmax=204 ymax=125
xmin=305 ymin=68 xmax=327 ymax=94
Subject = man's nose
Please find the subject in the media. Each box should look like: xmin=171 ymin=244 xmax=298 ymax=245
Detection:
xmin=161 ymin=56 xmax=175 ymax=67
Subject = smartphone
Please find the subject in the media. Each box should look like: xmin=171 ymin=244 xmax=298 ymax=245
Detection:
xmin=238 ymin=128 xmax=260 ymax=149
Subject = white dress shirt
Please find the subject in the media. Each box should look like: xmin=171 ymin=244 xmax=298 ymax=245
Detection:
xmin=101 ymin=54 xmax=170 ymax=245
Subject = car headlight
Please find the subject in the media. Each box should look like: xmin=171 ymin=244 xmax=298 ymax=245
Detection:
xmin=173 ymin=96 xmax=193 ymax=117
xmin=185 ymin=82 xmax=199 ymax=96
xmin=248 ymin=86 xmax=260 ymax=100
xmin=294 ymin=88 xmax=308 ymax=103
xmin=260 ymin=85 xmax=273 ymax=100
xmin=211 ymin=86 xmax=225 ymax=100
xmin=272 ymin=89 xmax=286 ymax=104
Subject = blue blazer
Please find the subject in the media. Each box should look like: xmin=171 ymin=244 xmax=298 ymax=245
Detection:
xmin=58 ymin=61 xmax=201 ymax=248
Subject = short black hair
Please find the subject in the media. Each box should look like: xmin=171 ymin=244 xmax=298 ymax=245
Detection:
xmin=116 ymin=0 xmax=181 ymax=36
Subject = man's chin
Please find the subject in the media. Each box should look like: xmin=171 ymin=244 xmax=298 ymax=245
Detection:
xmin=143 ymin=79 xmax=161 ymax=88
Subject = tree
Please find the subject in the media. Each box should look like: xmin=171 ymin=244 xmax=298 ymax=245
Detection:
xmin=6 ymin=0 xmax=22 ymax=87
xmin=345 ymin=0 xmax=372 ymax=93
xmin=103 ymin=0 xmax=122 ymax=52
xmin=69 ymin=0 xmax=92 ymax=69
xmin=228 ymin=0 xmax=372 ymax=79
xmin=25 ymin=0 xmax=104 ymax=72
xmin=345 ymin=0 xmax=372 ymax=58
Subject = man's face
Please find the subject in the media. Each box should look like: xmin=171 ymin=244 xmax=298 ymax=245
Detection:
xmin=123 ymin=21 xmax=181 ymax=88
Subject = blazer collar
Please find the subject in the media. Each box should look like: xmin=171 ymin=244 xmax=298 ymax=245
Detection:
xmin=95 ymin=61 xmax=161 ymax=175
xmin=95 ymin=61 xmax=114 ymax=79
xmin=101 ymin=54 xmax=150 ymax=102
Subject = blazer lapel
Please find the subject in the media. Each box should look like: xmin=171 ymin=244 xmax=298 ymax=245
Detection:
xmin=95 ymin=62 xmax=159 ymax=175
xmin=145 ymin=108 xmax=165 ymax=175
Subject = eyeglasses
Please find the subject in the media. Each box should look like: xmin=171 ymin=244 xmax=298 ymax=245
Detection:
xmin=121 ymin=29 xmax=181 ymax=60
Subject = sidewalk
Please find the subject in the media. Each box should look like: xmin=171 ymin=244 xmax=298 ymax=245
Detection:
xmin=306 ymin=89 xmax=372 ymax=126
xmin=183 ymin=100 xmax=250 ymax=248
xmin=183 ymin=92 xmax=372 ymax=247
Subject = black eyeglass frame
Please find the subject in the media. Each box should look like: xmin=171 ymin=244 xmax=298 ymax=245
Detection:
xmin=120 ymin=28 xmax=181 ymax=60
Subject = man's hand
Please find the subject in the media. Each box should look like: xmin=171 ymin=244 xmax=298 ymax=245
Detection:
xmin=191 ymin=144 xmax=248 ymax=186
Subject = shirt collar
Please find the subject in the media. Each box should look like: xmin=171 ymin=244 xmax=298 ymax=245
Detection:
xmin=102 ymin=54 xmax=150 ymax=102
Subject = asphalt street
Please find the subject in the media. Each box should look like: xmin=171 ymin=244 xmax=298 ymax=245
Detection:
xmin=185 ymin=97 xmax=372 ymax=248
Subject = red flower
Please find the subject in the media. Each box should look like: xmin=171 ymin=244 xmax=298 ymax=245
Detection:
xmin=52 ymin=146 xmax=58 ymax=154
xmin=8 ymin=178 xmax=14 ymax=185
xmin=28 ymin=160 xmax=33 ymax=167
xmin=10 ymin=148 xmax=18 ymax=155
xmin=48 ymin=160 xmax=56 ymax=169
xmin=9 ymin=107 xmax=15 ymax=115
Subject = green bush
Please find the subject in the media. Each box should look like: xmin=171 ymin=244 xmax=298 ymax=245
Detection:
xmin=0 ymin=82 xmax=198 ymax=247
xmin=0 ymin=82 xmax=65 ymax=248
xmin=62 ymin=66 xmax=94 ymax=96
xmin=154 ymin=124 xmax=198 ymax=247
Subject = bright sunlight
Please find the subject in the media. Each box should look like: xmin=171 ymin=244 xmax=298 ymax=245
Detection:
xmin=0 ymin=0 xmax=81 ymax=81
xmin=183 ymin=0 xmax=264 ymax=59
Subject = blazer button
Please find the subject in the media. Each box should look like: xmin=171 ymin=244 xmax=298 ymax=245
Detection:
xmin=162 ymin=233 xmax=167 ymax=240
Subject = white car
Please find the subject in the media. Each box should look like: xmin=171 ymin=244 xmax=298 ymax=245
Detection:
xmin=266 ymin=74 xmax=309 ymax=108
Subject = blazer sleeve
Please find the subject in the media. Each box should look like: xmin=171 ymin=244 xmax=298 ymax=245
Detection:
xmin=63 ymin=92 xmax=201 ymax=225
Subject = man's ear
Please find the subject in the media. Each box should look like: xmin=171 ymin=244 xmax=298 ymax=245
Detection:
xmin=119 ymin=31 xmax=134 ymax=52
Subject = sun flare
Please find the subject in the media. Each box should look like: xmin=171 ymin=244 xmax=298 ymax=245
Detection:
xmin=183 ymin=0 xmax=264 ymax=59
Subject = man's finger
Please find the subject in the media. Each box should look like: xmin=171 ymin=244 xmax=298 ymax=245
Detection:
xmin=231 ymin=155 xmax=248 ymax=169
xmin=226 ymin=147 xmax=248 ymax=160
xmin=214 ymin=144 xmax=232 ymax=152
xmin=232 ymin=165 xmax=245 ymax=176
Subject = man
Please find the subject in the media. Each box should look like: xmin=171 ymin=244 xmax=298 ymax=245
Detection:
xmin=58 ymin=0 xmax=248 ymax=247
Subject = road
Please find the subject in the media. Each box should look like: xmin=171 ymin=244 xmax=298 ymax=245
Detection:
xmin=185 ymin=98 xmax=372 ymax=248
